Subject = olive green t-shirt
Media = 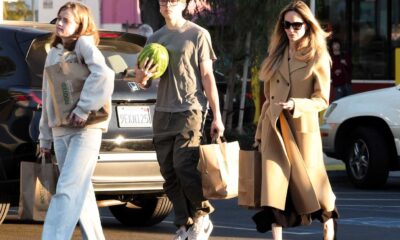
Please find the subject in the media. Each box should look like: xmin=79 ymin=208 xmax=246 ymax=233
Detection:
xmin=147 ymin=21 xmax=217 ymax=112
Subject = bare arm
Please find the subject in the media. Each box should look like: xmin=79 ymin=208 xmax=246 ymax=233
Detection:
xmin=200 ymin=59 xmax=225 ymax=138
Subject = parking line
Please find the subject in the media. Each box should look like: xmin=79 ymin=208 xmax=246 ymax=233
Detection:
xmin=335 ymin=191 xmax=400 ymax=195
xmin=338 ymin=198 xmax=400 ymax=201
xmin=337 ymin=204 xmax=400 ymax=208
xmin=339 ymin=217 xmax=400 ymax=228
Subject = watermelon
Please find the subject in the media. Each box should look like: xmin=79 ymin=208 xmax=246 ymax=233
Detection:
xmin=137 ymin=43 xmax=169 ymax=79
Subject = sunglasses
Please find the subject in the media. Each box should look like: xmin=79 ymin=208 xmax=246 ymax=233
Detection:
xmin=159 ymin=0 xmax=184 ymax=6
xmin=283 ymin=21 xmax=304 ymax=30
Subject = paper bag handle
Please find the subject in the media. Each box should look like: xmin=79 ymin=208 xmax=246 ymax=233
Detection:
xmin=211 ymin=136 xmax=227 ymax=144
xmin=37 ymin=154 xmax=56 ymax=166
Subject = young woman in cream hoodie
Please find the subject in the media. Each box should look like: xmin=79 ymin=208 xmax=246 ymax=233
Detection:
xmin=39 ymin=2 xmax=114 ymax=239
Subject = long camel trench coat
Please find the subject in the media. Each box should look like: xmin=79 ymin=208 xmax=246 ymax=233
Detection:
xmin=255 ymin=48 xmax=336 ymax=215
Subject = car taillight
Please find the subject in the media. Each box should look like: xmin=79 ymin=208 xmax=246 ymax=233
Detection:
xmin=29 ymin=92 xmax=42 ymax=105
xmin=100 ymin=33 xmax=121 ymax=39
xmin=12 ymin=91 xmax=42 ymax=109
xmin=14 ymin=95 xmax=29 ymax=102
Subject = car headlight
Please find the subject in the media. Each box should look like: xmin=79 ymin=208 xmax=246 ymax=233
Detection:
xmin=324 ymin=103 xmax=337 ymax=119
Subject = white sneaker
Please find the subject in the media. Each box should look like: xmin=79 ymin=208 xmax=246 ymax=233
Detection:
xmin=173 ymin=226 xmax=188 ymax=240
xmin=187 ymin=215 xmax=213 ymax=240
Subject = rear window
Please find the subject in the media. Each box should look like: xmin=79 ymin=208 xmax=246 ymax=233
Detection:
xmin=0 ymin=45 xmax=17 ymax=77
xmin=99 ymin=38 xmax=142 ymax=76
xmin=0 ymin=39 xmax=28 ymax=87
xmin=26 ymin=34 xmax=144 ymax=88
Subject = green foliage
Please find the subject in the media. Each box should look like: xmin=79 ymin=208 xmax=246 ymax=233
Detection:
xmin=4 ymin=1 xmax=32 ymax=21
xmin=195 ymin=0 xmax=293 ymax=71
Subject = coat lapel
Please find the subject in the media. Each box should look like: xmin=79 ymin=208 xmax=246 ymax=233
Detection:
xmin=278 ymin=48 xmax=290 ymax=84
xmin=290 ymin=55 xmax=308 ymax=73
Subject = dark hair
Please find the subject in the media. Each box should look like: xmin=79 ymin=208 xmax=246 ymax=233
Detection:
xmin=51 ymin=1 xmax=99 ymax=50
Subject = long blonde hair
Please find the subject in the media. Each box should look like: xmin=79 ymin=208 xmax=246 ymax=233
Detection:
xmin=51 ymin=1 xmax=99 ymax=50
xmin=259 ymin=0 xmax=330 ymax=80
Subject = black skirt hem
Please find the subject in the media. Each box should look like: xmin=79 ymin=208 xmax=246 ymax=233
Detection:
xmin=252 ymin=206 xmax=339 ymax=233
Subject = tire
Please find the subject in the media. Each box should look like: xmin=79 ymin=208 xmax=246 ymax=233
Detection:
xmin=344 ymin=126 xmax=389 ymax=188
xmin=0 ymin=203 xmax=10 ymax=224
xmin=109 ymin=195 xmax=172 ymax=227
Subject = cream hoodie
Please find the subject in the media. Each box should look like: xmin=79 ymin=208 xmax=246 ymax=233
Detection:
xmin=39 ymin=35 xmax=115 ymax=149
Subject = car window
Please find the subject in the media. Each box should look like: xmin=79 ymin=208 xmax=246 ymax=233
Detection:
xmin=0 ymin=56 xmax=16 ymax=77
xmin=98 ymin=39 xmax=142 ymax=76
xmin=0 ymin=41 xmax=17 ymax=77
xmin=0 ymin=39 xmax=30 ymax=87
xmin=26 ymin=34 xmax=143 ymax=88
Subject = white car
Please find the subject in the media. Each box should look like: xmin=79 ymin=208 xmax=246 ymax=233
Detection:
xmin=320 ymin=85 xmax=400 ymax=188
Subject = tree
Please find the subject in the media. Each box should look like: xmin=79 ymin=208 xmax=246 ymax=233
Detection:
xmin=3 ymin=0 xmax=32 ymax=21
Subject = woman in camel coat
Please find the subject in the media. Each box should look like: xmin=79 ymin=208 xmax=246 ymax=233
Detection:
xmin=252 ymin=1 xmax=338 ymax=240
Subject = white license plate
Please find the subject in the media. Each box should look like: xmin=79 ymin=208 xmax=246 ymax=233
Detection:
xmin=117 ymin=106 xmax=152 ymax=128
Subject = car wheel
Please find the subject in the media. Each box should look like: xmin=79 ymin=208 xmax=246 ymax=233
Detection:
xmin=345 ymin=126 xmax=389 ymax=188
xmin=0 ymin=202 xmax=10 ymax=224
xmin=109 ymin=195 xmax=172 ymax=227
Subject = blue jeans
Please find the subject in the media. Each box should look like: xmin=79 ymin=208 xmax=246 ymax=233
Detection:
xmin=42 ymin=128 xmax=105 ymax=240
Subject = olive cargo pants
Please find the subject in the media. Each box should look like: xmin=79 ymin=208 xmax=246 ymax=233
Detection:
xmin=153 ymin=110 xmax=214 ymax=227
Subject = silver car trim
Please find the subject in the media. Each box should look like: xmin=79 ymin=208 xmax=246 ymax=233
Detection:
xmin=98 ymin=152 xmax=157 ymax=162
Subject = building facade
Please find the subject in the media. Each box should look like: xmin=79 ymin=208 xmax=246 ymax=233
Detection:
xmin=1 ymin=0 xmax=142 ymax=31
xmin=316 ymin=0 xmax=400 ymax=90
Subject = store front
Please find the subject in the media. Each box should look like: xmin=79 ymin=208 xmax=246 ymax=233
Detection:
xmin=316 ymin=0 xmax=400 ymax=92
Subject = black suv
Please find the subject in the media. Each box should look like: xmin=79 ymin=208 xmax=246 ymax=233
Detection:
xmin=0 ymin=21 xmax=172 ymax=226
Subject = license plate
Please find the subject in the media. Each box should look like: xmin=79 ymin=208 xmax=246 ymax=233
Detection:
xmin=117 ymin=106 xmax=152 ymax=128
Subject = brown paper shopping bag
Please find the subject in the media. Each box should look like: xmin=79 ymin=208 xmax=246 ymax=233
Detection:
xmin=238 ymin=150 xmax=262 ymax=208
xmin=18 ymin=155 xmax=59 ymax=221
xmin=198 ymin=137 xmax=240 ymax=199
xmin=45 ymin=54 xmax=109 ymax=127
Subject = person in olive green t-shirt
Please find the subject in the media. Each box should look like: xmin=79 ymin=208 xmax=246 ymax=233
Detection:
xmin=134 ymin=1 xmax=224 ymax=239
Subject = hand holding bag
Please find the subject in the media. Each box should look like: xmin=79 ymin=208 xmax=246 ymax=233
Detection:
xmin=18 ymin=155 xmax=59 ymax=221
xmin=238 ymin=149 xmax=262 ymax=208
xmin=198 ymin=137 xmax=240 ymax=199
xmin=45 ymin=53 xmax=109 ymax=127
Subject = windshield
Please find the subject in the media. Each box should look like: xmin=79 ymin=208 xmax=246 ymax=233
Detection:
xmin=26 ymin=34 xmax=143 ymax=88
